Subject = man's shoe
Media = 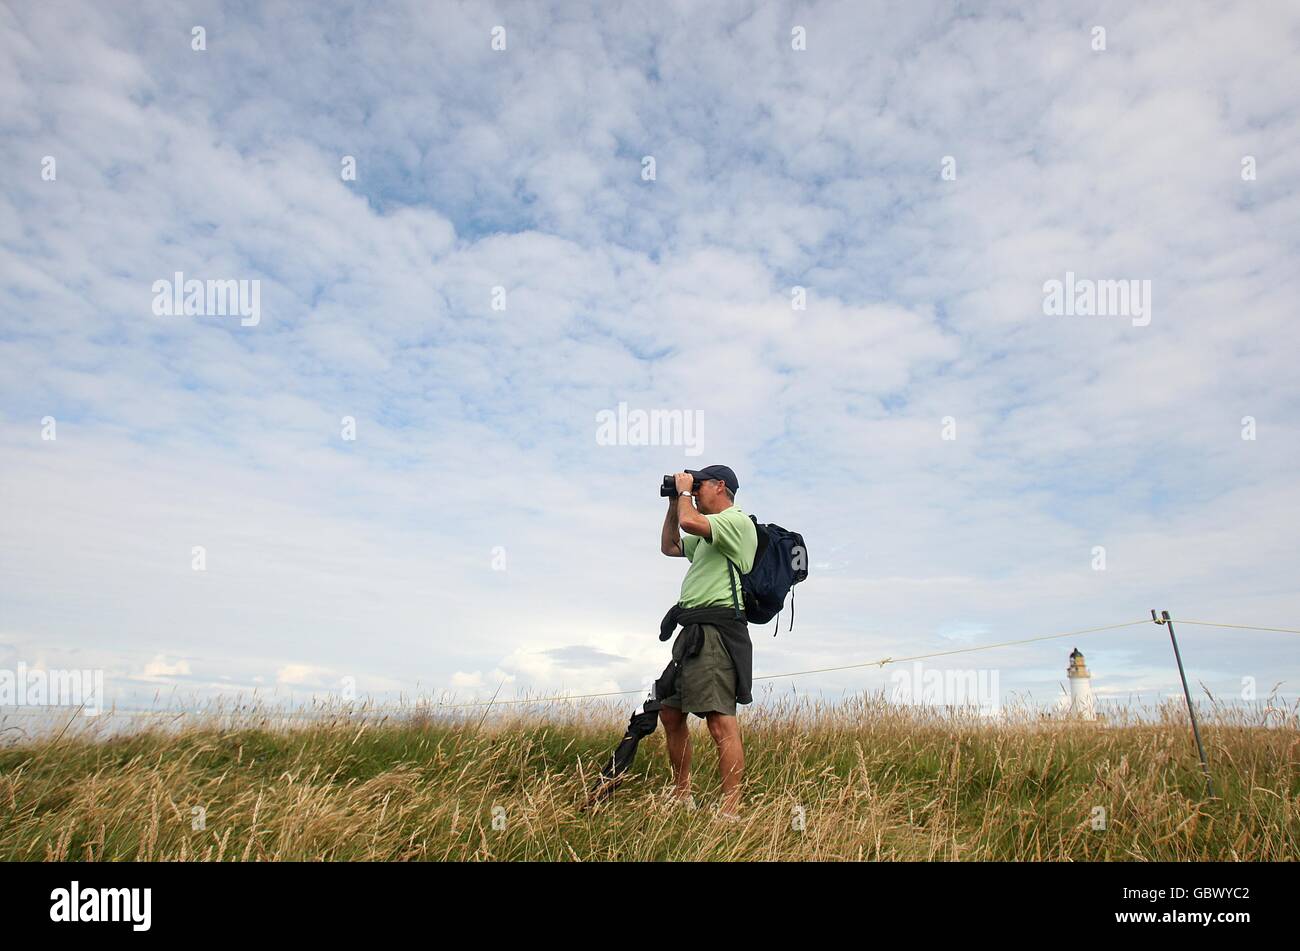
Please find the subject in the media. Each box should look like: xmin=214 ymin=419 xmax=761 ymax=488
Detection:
xmin=659 ymin=789 xmax=697 ymax=811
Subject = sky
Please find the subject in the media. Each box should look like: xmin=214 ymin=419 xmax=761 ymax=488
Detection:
xmin=1 ymin=0 xmax=1298 ymax=719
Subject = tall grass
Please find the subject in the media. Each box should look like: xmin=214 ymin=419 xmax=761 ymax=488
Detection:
xmin=1 ymin=693 xmax=1295 ymax=861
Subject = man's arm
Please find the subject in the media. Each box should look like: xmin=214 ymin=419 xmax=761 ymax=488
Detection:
xmin=673 ymin=472 xmax=712 ymax=539
xmin=661 ymin=495 xmax=684 ymax=556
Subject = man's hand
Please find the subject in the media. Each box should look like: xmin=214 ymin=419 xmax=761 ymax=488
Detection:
xmin=674 ymin=471 xmax=695 ymax=494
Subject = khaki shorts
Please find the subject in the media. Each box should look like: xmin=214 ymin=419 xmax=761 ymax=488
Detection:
xmin=658 ymin=624 xmax=737 ymax=718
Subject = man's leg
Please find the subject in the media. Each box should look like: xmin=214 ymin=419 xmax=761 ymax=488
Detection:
xmin=706 ymin=712 xmax=744 ymax=816
xmin=659 ymin=703 xmax=692 ymax=798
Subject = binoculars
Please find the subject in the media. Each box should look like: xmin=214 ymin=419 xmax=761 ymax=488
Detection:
xmin=660 ymin=475 xmax=700 ymax=497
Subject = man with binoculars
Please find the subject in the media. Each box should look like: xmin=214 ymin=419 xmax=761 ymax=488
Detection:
xmin=658 ymin=464 xmax=757 ymax=820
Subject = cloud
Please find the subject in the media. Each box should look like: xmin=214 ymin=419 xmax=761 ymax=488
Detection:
xmin=539 ymin=646 xmax=626 ymax=668
xmin=141 ymin=656 xmax=192 ymax=678
xmin=275 ymin=665 xmax=335 ymax=688
xmin=450 ymin=669 xmax=516 ymax=691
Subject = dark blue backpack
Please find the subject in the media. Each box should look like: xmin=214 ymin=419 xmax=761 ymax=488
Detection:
xmin=726 ymin=515 xmax=808 ymax=635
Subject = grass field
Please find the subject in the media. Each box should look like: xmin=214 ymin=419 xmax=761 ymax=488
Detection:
xmin=1 ymin=694 xmax=1296 ymax=861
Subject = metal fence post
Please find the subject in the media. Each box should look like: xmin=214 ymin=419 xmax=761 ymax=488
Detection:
xmin=1153 ymin=609 xmax=1215 ymax=798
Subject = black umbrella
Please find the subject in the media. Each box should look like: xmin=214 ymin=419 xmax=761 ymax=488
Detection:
xmin=583 ymin=660 xmax=677 ymax=808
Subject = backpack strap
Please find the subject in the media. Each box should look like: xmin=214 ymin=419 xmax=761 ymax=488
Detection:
xmin=725 ymin=559 xmax=743 ymax=621
xmin=770 ymin=590 xmax=796 ymax=637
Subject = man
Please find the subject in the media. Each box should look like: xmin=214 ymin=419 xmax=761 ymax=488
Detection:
xmin=658 ymin=464 xmax=757 ymax=820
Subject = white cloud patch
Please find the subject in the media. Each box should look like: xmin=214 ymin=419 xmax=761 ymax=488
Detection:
xmin=275 ymin=665 xmax=335 ymax=688
xmin=141 ymin=656 xmax=192 ymax=678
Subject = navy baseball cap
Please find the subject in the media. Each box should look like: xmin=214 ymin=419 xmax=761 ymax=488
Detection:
xmin=686 ymin=465 xmax=739 ymax=494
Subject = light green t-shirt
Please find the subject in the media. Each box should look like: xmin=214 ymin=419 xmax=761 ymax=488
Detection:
xmin=679 ymin=506 xmax=758 ymax=609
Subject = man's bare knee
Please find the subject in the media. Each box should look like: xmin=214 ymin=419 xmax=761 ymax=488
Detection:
xmin=660 ymin=705 xmax=687 ymax=733
xmin=706 ymin=712 xmax=738 ymax=743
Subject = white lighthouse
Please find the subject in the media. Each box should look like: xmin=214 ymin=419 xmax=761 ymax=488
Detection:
xmin=1067 ymin=647 xmax=1095 ymax=720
